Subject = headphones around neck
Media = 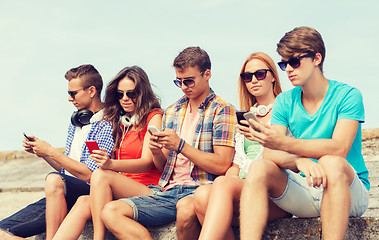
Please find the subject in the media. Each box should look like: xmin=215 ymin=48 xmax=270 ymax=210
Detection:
xmin=250 ymin=103 xmax=272 ymax=117
xmin=71 ymin=109 xmax=94 ymax=127
xmin=120 ymin=114 xmax=137 ymax=127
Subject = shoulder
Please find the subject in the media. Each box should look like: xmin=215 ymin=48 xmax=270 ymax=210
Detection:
xmin=147 ymin=109 xmax=163 ymax=119
xmin=208 ymin=94 xmax=236 ymax=113
xmin=329 ymin=80 xmax=362 ymax=97
xmin=275 ymin=87 xmax=300 ymax=105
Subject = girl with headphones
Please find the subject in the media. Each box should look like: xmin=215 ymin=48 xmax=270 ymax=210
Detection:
xmin=192 ymin=52 xmax=291 ymax=239
xmin=52 ymin=66 xmax=163 ymax=240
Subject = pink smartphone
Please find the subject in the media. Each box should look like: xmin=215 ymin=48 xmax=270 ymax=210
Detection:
xmin=86 ymin=141 xmax=99 ymax=154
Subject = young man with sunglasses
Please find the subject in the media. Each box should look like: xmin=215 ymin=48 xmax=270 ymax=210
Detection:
xmin=239 ymin=26 xmax=369 ymax=240
xmin=99 ymin=47 xmax=236 ymax=240
xmin=0 ymin=64 xmax=114 ymax=240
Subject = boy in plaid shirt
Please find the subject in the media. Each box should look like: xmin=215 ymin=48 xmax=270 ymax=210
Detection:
xmin=100 ymin=47 xmax=237 ymax=240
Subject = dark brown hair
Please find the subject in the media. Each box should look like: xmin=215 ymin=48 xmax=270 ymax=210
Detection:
xmin=103 ymin=66 xmax=162 ymax=156
xmin=65 ymin=64 xmax=103 ymax=96
xmin=173 ymin=46 xmax=211 ymax=73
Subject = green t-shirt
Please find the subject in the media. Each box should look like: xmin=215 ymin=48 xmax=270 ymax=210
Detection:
xmin=239 ymin=138 xmax=261 ymax=179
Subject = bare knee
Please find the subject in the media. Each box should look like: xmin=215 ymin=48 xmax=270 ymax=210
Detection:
xmin=101 ymin=200 xmax=132 ymax=225
xmin=245 ymin=159 xmax=280 ymax=185
xmin=193 ymin=185 xmax=212 ymax=217
xmin=319 ymin=155 xmax=354 ymax=185
xmin=90 ymin=168 xmax=110 ymax=185
xmin=176 ymin=196 xmax=198 ymax=231
xmin=45 ymin=174 xmax=65 ymax=197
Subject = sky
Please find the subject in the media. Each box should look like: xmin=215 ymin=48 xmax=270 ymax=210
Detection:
xmin=1 ymin=0 xmax=378 ymax=151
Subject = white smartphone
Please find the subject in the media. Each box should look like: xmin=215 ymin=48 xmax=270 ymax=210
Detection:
xmin=243 ymin=112 xmax=261 ymax=132
xmin=147 ymin=125 xmax=160 ymax=135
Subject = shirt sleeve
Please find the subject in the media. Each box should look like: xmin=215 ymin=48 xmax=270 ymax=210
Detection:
xmin=338 ymin=87 xmax=365 ymax=123
xmin=271 ymin=93 xmax=289 ymax=127
xmin=213 ymin=105 xmax=237 ymax=147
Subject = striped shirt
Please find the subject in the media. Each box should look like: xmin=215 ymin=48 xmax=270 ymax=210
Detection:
xmin=159 ymin=89 xmax=237 ymax=188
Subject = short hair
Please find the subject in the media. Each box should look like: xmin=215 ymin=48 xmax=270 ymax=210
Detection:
xmin=65 ymin=64 xmax=103 ymax=96
xmin=277 ymin=26 xmax=326 ymax=71
xmin=173 ymin=46 xmax=211 ymax=73
xmin=238 ymin=52 xmax=282 ymax=111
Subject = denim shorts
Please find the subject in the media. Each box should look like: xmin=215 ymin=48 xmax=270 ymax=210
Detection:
xmin=120 ymin=185 xmax=198 ymax=226
xmin=270 ymin=170 xmax=369 ymax=218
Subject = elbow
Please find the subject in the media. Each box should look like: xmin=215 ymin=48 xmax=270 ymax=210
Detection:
xmin=82 ymin=173 xmax=92 ymax=183
xmin=141 ymin=162 xmax=154 ymax=173
xmin=333 ymin=145 xmax=350 ymax=158
xmin=212 ymin=162 xmax=233 ymax=175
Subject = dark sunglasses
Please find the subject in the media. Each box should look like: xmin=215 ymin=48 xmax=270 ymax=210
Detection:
xmin=115 ymin=90 xmax=137 ymax=100
xmin=68 ymin=86 xmax=90 ymax=99
xmin=277 ymin=53 xmax=315 ymax=71
xmin=173 ymin=71 xmax=204 ymax=88
xmin=240 ymin=69 xmax=272 ymax=82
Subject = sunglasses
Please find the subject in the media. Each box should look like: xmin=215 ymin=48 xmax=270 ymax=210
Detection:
xmin=277 ymin=53 xmax=315 ymax=71
xmin=173 ymin=71 xmax=204 ymax=88
xmin=68 ymin=86 xmax=90 ymax=99
xmin=115 ymin=90 xmax=137 ymax=100
xmin=240 ymin=69 xmax=272 ymax=82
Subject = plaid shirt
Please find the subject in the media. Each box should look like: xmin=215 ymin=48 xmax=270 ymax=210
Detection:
xmin=62 ymin=110 xmax=114 ymax=175
xmin=159 ymin=89 xmax=237 ymax=188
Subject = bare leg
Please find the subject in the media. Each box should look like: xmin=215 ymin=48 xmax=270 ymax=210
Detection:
xmin=45 ymin=174 xmax=67 ymax=240
xmin=90 ymin=169 xmax=152 ymax=240
xmin=101 ymin=200 xmax=153 ymax=240
xmin=52 ymin=196 xmax=91 ymax=240
xmin=176 ymin=196 xmax=201 ymax=240
xmin=0 ymin=230 xmax=25 ymax=240
xmin=240 ymin=159 xmax=288 ymax=240
xmin=319 ymin=155 xmax=354 ymax=240
xmin=196 ymin=176 xmax=244 ymax=240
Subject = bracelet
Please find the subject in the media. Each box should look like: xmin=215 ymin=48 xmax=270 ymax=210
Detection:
xmin=177 ymin=138 xmax=185 ymax=154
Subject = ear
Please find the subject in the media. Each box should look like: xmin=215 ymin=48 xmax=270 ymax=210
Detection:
xmin=88 ymin=86 xmax=97 ymax=98
xmin=204 ymin=69 xmax=211 ymax=81
xmin=314 ymin=53 xmax=323 ymax=67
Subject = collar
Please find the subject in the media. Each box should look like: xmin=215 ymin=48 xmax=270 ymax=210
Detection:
xmin=175 ymin=88 xmax=215 ymax=111
xmin=90 ymin=109 xmax=104 ymax=123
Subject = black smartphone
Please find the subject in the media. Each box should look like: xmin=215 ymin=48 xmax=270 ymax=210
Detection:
xmin=236 ymin=111 xmax=248 ymax=127
xmin=23 ymin=132 xmax=33 ymax=141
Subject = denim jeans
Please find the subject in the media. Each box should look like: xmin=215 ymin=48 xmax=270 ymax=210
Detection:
xmin=0 ymin=172 xmax=90 ymax=237
xmin=121 ymin=185 xmax=198 ymax=226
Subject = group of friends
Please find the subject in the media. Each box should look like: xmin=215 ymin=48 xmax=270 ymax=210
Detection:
xmin=0 ymin=26 xmax=370 ymax=240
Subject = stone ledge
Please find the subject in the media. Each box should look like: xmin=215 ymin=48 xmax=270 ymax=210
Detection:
xmin=29 ymin=217 xmax=379 ymax=240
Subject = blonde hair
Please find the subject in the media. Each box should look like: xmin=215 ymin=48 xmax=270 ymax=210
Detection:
xmin=238 ymin=52 xmax=282 ymax=111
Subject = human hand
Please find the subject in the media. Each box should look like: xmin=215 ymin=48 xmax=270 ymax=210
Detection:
xmin=90 ymin=149 xmax=112 ymax=170
xmin=296 ymin=158 xmax=327 ymax=188
xmin=23 ymin=135 xmax=37 ymax=154
xmin=149 ymin=133 xmax=164 ymax=154
xmin=242 ymin=121 xmax=284 ymax=151
xmin=28 ymin=138 xmax=54 ymax=158
xmin=154 ymin=128 xmax=181 ymax=152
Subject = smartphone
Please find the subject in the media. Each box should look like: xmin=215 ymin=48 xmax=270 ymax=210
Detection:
xmin=23 ymin=132 xmax=33 ymax=141
xmin=147 ymin=125 xmax=160 ymax=135
xmin=243 ymin=112 xmax=261 ymax=132
xmin=86 ymin=140 xmax=99 ymax=154
xmin=236 ymin=111 xmax=248 ymax=127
